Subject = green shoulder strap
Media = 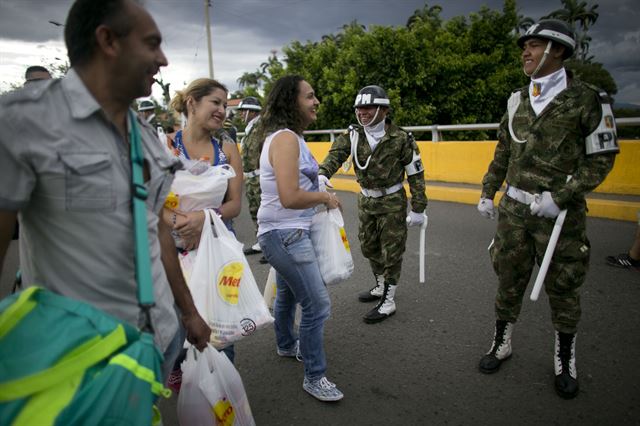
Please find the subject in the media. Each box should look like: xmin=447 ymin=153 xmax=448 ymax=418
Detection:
xmin=128 ymin=110 xmax=155 ymax=330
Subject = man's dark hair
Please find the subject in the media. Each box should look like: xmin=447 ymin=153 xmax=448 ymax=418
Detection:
xmin=261 ymin=75 xmax=307 ymax=135
xmin=24 ymin=66 xmax=50 ymax=80
xmin=64 ymin=0 xmax=137 ymax=67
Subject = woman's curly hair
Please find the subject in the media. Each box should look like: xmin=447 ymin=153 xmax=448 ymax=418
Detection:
xmin=260 ymin=75 xmax=306 ymax=135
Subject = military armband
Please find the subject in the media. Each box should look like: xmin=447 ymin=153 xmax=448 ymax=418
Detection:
xmin=405 ymin=150 xmax=424 ymax=176
xmin=585 ymin=100 xmax=619 ymax=155
xmin=404 ymin=133 xmax=424 ymax=176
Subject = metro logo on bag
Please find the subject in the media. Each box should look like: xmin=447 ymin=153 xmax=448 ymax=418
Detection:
xmin=339 ymin=227 xmax=350 ymax=251
xmin=213 ymin=398 xmax=235 ymax=426
xmin=217 ymin=261 xmax=244 ymax=305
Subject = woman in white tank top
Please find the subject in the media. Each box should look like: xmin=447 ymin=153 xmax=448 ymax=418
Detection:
xmin=256 ymin=75 xmax=344 ymax=402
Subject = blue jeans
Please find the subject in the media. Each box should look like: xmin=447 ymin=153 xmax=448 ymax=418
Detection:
xmin=258 ymin=228 xmax=331 ymax=381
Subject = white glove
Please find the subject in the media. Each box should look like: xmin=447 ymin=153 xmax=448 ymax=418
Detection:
xmin=406 ymin=210 xmax=425 ymax=227
xmin=477 ymin=198 xmax=495 ymax=219
xmin=318 ymin=174 xmax=333 ymax=192
xmin=530 ymin=191 xmax=561 ymax=218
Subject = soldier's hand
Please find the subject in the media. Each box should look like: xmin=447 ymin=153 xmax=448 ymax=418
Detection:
xmin=318 ymin=174 xmax=333 ymax=191
xmin=477 ymin=198 xmax=495 ymax=219
xmin=406 ymin=210 xmax=425 ymax=227
xmin=530 ymin=191 xmax=560 ymax=218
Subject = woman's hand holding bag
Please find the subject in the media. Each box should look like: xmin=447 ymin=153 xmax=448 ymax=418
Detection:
xmin=310 ymin=208 xmax=354 ymax=285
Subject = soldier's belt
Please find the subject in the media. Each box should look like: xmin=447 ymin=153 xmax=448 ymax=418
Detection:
xmin=244 ymin=169 xmax=260 ymax=179
xmin=360 ymin=183 xmax=403 ymax=198
xmin=506 ymin=184 xmax=536 ymax=205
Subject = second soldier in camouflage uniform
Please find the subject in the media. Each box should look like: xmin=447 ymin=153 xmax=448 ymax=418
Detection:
xmin=477 ymin=19 xmax=619 ymax=399
xmin=237 ymin=97 xmax=265 ymax=259
xmin=319 ymin=85 xmax=427 ymax=324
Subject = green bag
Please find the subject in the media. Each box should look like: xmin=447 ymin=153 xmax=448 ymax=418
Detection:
xmin=0 ymin=111 xmax=170 ymax=425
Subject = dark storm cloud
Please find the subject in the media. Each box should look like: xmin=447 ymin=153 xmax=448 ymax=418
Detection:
xmin=1 ymin=0 xmax=638 ymax=102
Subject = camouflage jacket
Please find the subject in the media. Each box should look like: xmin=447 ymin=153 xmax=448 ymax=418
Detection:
xmin=481 ymin=78 xmax=617 ymax=209
xmin=241 ymin=116 xmax=262 ymax=173
xmin=319 ymin=122 xmax=427 ymax=214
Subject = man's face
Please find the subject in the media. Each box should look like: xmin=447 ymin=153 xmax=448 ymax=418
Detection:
xmin=521 ymin=37 xmax=563 ymax=78
xmin=240 ymin=109 xmax=258 ymax=124
xmin=356 ymin=105 xmax=387 ymax=126
xmin=114 ymin=1 xmax=168 ymax=99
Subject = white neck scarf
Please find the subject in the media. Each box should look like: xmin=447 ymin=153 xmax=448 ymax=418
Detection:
xmin=529 ymin=67 xmax=567 ymax=115
xmin=364 ymin=118 xmax=386 ymax=151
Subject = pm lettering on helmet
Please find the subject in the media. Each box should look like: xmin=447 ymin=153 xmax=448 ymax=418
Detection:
xmin=356 ymin=93 xmax=372 ymax=106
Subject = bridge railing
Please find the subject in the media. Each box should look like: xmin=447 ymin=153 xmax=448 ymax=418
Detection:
xmin=239 ymin=116 xmax=640 ymax=141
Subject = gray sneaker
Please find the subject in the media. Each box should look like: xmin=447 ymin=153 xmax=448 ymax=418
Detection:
xmin=303 ymin=376 xmax=344 ymax=402
xmin=276 ymin=340 xmax=302 ymax=361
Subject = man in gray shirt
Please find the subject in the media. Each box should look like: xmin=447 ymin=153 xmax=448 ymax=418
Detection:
xmin=0 ymin=0 xmax=210 ymax=375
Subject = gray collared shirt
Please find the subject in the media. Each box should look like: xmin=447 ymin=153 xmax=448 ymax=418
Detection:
xmin=0 ymin=69 xmax=180 ymax=351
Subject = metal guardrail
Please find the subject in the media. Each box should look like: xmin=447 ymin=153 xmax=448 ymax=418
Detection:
xmin=238 ymin=117 xmax=640 ymax=141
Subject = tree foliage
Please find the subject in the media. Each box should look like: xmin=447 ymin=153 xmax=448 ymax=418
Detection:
xmin=238 ymin=0 xmax=529 ymax=139
xmin=543 ymin=0 xmax=599 ymax=62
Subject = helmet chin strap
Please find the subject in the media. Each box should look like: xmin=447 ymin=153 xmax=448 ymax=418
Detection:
xmin=525 ymin=40 xmax=552 ymax=78
xmin=243 ymin=110 xmax=249 ymax=123
xmin=356 ymin=106 xmax=381 ymax=128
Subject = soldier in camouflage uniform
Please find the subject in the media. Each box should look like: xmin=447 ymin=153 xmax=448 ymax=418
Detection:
xmin=319 ymin=85 xmax=428 ymax=324
xmin=237 ymin=97 xmax=266 ymax=259
xmin=477 ymin=19 xmax=619 ymax=399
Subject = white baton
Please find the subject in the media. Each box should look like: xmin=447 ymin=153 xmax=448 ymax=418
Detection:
xmin=530 ymin=209 xmax=567 ymax=301
xmin=419 ymin=215 xmax=428 ymax=283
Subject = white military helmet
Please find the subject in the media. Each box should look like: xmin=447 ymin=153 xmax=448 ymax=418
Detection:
xmin=237 ymin=96 xmax=262 ymax=111
xmin=518 ymin=19 xmax=576 ymax=59
xmin=353 ymin=85 xmax=390 ymax=108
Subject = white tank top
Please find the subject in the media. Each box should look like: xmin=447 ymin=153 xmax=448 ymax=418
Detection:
xmin=257 ymin=129 xmax=319 ymax=236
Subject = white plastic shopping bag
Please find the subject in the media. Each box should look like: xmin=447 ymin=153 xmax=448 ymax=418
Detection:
xmin=263 ymin=267 xmax=277 ymax=310
xmin=310 ymin=208 xmax=354 ymax=285
xmin=169 ymin=163 xmax=236 ymax=212
xmin=190 ymin=210 xmax=274 ymax=348
xmin=178 ymin=344 xmax=255 ymax=426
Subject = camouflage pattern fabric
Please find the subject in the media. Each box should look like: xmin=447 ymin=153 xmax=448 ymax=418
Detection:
xmin=241 ymin=118 xmax=263 ymax=173
xmin=319 ymin=122 xmax=428 ymax=284
xmin=482 ymin=79 xmax=616 ymax=207
xmin=245 ymin=175 xmax=260 ymax=226
xmin=358 ymin=206 xmax=407 ymax=283
xmin=241 ymin=118 xmax=263 ymax=228
xmin=481 ymin=77 xmax=617 ymax=333
xmin=490 ymin=197 xmax=590 ymax=333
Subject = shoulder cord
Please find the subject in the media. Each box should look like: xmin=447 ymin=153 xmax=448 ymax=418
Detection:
xmin=350 ymin=127 xmax=373 ymax=170
xmin=507 ymin=91 xmax=527 ymax=144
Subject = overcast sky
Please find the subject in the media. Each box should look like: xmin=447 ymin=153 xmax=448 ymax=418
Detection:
xmin=1 ymin=0 xmax=638 ymax=107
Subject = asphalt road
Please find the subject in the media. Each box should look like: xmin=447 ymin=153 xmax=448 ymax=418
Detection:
xmin=1 ymin=192 xmax=638 ymax=425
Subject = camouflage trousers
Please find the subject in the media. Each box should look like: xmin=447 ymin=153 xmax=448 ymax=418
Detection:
xmin=490 ymin=196 xmax=590 ymax=334
xmin=244 ymin=175 xmax=261 ymax=229
xmin=358 ymin=208 xmax=407 ymax=284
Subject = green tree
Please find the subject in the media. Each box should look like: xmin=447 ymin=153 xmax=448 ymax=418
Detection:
xmin=543 ymin=0 xmax=599 ymax=61
xmin=565 ymin=59 xmax=617 ymax=96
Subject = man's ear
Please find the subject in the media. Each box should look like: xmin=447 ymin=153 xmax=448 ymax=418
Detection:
xmin=551 ymin=43 xmax=566 ymax=60
xmin=94 ymin=24 xmax=121 ymax=59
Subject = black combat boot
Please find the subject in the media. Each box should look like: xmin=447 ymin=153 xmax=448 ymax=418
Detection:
xmin=358 ymin=274 xmax=384 ymax=302
xmin=363 ymin=283 xmax=397 ymax=323
xmin=554 ymin=331 xmax=579 ymax=399
xmin=479 ymin=320 xmax=513 ymax=374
